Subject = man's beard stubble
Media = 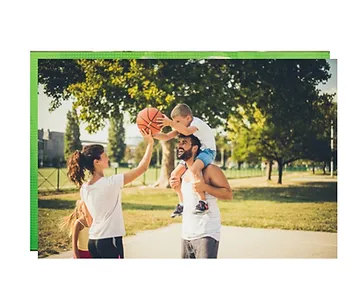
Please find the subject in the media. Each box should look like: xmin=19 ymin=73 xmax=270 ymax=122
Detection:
xmin=177 ymin=148 xmax=193 ymax=161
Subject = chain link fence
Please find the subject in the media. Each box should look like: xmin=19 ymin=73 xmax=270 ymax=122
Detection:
xmin=38 ymin=165 xmax=308 ymax=193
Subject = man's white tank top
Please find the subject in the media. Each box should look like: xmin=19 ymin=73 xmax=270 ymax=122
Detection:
xmin=180 ymin=177 xmax=221 ymax=241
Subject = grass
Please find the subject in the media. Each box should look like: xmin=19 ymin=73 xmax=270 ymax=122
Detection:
xmin=38 ymin=172 xmax=337 ymax=258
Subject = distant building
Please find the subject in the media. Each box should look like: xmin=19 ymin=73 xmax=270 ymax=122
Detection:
xmin=38 ymin=129 xmax=65 ymax=166
xmin=38 ymin=128 xmax=133 ymax=167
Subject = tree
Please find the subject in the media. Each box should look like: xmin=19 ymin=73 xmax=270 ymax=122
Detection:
xmin=107 ymin=114 xmax=126 ymax=164
xmin=38 ymin=59 xmax=85 ymax=111
xmin=214 ymin=132 xmax=231 ymax=167
xmin=39 ymin=58 xmax=334 ymax=185
xmin=303 ymin=94 xmax=337 ymax=174
xmin=227 ymin=106 xmax=264 ymax=165
xmin=227 ymin=107 xmax=273 ymax=178
xmin=39 ymin=59 xmax=245 ymax=187
xmin=260 ymin=60 xmax=331 ymax=184
xmin=64 ymin=108 xmax=82 ymax=160
xmin=123 ymin=146 xmax=134 ymax=164
xmin=227 ymin=60 xmax=334 ymax=184
xmin=134 ymin=140 xmax=159 ymax=166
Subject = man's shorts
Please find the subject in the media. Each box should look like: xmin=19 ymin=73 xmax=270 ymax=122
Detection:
xmin=181 ymin=236 xmax=219 ymax=258
xmin=179 ymin=148 xmax=216 ymax=168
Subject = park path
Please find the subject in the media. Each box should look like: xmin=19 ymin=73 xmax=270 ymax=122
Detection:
xmin=45 ymin=173 xmax=337 ymax=259
xmin=46 ymin=223 xmax=337 ymax=259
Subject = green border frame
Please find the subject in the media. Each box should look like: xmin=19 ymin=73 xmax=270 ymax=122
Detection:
xmin=30 ymin=51 xmax=330 ymax=251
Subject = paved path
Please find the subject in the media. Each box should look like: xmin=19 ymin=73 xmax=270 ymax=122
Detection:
xmin=47 ymin=224 xmax=337 ymax=259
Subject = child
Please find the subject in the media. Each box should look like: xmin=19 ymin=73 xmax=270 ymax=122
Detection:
xmin=59 ymin=200 xmax=92 ymax=259
xmin=155 ymin=103 xmax=216 ymax=217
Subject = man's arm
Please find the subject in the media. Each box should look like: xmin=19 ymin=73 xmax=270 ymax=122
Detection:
xmin=193 ymin=165 xmax=233 ymax=200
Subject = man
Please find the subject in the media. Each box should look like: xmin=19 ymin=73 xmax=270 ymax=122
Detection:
xmin=170 ymin=134 xmax=233 ymax=258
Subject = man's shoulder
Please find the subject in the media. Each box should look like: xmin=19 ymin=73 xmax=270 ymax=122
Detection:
xmin=203 ymin=164 xmax=221 ymax=174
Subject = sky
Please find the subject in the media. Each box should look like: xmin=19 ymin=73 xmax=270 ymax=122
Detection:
xmin=38 ymin=87 xmax=142 ymax=145
xmin=38 ymin=59 xmax=337 ymax=143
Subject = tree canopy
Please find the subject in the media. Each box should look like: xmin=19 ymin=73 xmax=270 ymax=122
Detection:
xmin=39 ymin=58 xmax=336 ymax=185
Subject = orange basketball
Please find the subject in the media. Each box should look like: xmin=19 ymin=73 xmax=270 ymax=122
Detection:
xmin=136 ymin=107 xmax=163 ymax=135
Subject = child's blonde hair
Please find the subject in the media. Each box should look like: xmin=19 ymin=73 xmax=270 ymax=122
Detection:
xmin=59 ymin=200 xmax=84 ymax=237
xmin=171 ymin=103 xmax=193 ymax=119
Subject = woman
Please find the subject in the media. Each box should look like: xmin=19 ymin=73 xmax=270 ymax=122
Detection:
xmin=67 ymin=129 xmax=153 ymax=258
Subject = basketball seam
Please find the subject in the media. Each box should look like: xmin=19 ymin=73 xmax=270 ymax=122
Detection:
xmin=138 ymin=109 xmax=161 ymax=132
xmin=146 ymin=108 xmax=151 ymax=122
xmin=147 ymin=123 xmax=161 ymax=131
xmin=138 ymin=121 xmax=160 ymax=131
xmin=138 ymin=115 xmax=151 ymax=125
xmin=150 ymin=108 xmax=161 ymax=123
xmin=137 ymin=123 xmax=150 ymax=127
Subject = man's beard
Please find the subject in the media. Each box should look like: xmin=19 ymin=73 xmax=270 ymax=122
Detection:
xmin=177 ymin=148 xmax=193 ymax=161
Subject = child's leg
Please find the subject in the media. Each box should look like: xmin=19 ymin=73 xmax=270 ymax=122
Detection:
xmin=189 ymin=159 xmax=206 ymax=202
xmin=170 ymin=163 xmax=187 ymax=205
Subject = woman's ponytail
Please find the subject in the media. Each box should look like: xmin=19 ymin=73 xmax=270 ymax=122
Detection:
xmin=66 ymin=144 xmax=104 ymax=187
xmin=67 ymin=150 xmax=85 ymax=187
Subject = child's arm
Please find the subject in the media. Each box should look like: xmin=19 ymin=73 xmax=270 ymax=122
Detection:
xmin=72 ymin=220 xmax=83 ymax=259
xmin=153 ymin=130 xmax=178 ymax=141
xmin=80 ymin=201 xmax=92 ymax=227
xmin=158 ymin=115 xmax=198 ymax=136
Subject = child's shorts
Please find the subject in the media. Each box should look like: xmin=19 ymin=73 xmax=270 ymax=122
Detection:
xmin=78 ymin=250 xmax=92 ymax=258
xmin=196 ymin=148 xmax=216 ymax=167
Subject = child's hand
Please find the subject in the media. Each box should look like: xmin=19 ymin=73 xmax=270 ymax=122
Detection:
xmin=169 ymin=176 xmax=181 ymax=189
xmin=193 ymin=179 xmax=206 ymax=194
xmin=157 ymin=114 xmax=173 ymax=128
xmin=140 ymin=129 xmax=154 ymax=144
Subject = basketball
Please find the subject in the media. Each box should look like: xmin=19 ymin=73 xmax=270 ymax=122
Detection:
xmin=136 ymin=107 xmax=163 ymax=135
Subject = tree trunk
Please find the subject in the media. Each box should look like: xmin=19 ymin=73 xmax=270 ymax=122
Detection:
xmin=323 ymin=161 xmax=326 ymax=175
xmin=312 ymin=163 xmax=315 ymax=174
xmin=237 ymin=161 xmax=242 ymax=169
xmin=277 ymin=159 xmax=283 ymax=184
xmin=266 ymin=160 xmax=273 ymax=180
xmin=220 ymin=148 xmax=225 ymax=168
xmin=152 ymin=140 xmax=175 ymax=188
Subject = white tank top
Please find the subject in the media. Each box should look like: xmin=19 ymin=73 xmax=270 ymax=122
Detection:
xmin=180 ymin=177 xmax=221 ymax=241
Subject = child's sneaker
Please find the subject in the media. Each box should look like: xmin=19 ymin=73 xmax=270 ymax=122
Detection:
xmin=170 ymin=204 xmax=184 ymax=218
xmin=193 ymin=200 xmax=209 ymax=214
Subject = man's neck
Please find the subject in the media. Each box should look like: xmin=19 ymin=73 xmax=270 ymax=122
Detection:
xmin=185 ymin=158 xmax=195 ymax=167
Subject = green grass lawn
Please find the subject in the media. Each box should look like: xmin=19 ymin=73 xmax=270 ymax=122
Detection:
xmin=38 ymin=173 xmax=337 ymax=258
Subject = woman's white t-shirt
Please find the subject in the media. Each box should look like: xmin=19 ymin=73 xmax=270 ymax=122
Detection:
xmin=80 ymin=174 xmax=125 ymax=240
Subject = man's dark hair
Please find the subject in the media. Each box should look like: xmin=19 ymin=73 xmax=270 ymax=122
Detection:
xmin=178 ymin=133 xmax=201 ymax=156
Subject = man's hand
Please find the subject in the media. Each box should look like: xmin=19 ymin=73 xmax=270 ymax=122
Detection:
xmin=169 ymin=176 xmax=181 ymax=189
xmin=157 ymin=114 xmax=173 ymax=128
xmin=193 ymin=179 xmax=207 ymax=194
